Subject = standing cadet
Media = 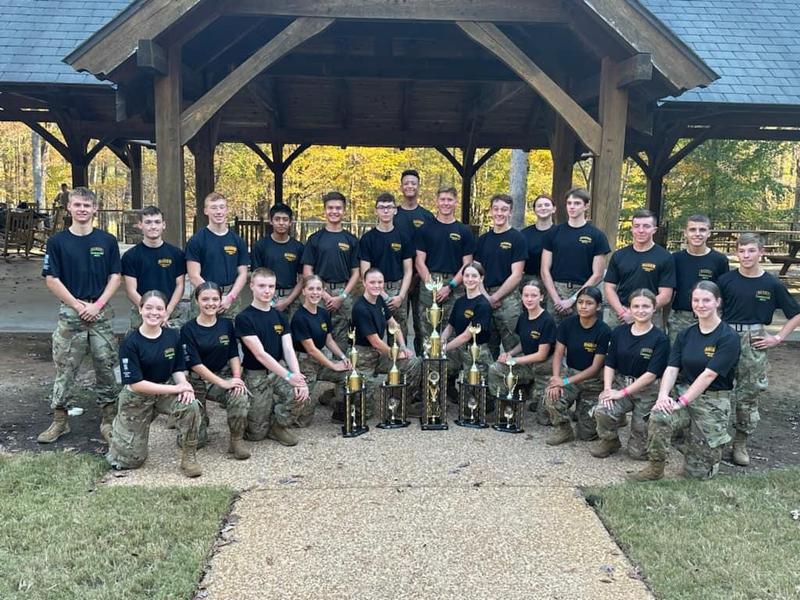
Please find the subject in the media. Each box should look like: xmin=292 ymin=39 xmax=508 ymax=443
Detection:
xmin=393 ymin=169 xmax=435 ymax=354
xmin=718 ymin=233 xmax=800 ymax=466
xmin=604 ymin=209 xmax=675 ymax=329
xmin=38 ymin=187 xmax=121 ymax=444
xmin=236 ymin=268 xmax=309 ymax=446
xmin=251 ymin=203 xmax=304 ymax=321
xmin=540 ymin=188 xmax=610 ymax=324
xmin=122 ymin=205 xmax=187 ymax=330
xmin=520 ymin=194 xmax=556 ymax=289
xmin=415 ymin=186 xmax=476 ymax=342
xmin=186 ymin=192 xmax=250 ymax=319
xmin=301 ymin=191 xmax=360 ymax=352
xmin=359 ymin=193 xmax=414 ymax=339
xmin=668 ymin=215 xmax=729 ymax=342
xmin=475 ymin=194 xmax=527 ymax=358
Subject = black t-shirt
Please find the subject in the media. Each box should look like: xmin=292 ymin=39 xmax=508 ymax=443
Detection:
xmin=180 ymin=318 xmax=238 ymax=373
xmin=120 ymin=328 xmax=184 ymax=385
xmin=352 ymin=295 xmax=392 ymax=346
xmin=291 ymin=305 xmax=333 ymax=352
xmin=185 ymin=227 xmax=250 ymax=287
xmin=448 ymin=294 xmax=492 ymax=344
xmin=719 ymin=270 xmax=800 ymax=325
xmin=235 ymin=305 xmax=289 ymax=370
xmin=42 ymin=228 xmax=121 ymax=300
xmin=475 ymin=228 xmax=528 ymax=288
xmin=416 ymin=219 xmax=476 ymax=274
xmin=556 ymin=316 xmax=611 ymax=372
xmin=670 ymin=321 xmax=739 ymax=391
xmin=251 ymin=236 xmax=304 ymax=289
xmin=606 ymin=324 xmax=670 ymax=378
xmin=516 ymin=310 xmax=557 ymax=356
xmin=358 ymin=227 xmax=414 ymax=282
xmin=122 ymin=241 xmax=186 ymax=297
xmin=543 ymin=222 xmax=610 ymax=284
xmin=394 ymin=204 xmax=435 ymax=248
xmin=301 ymin=229 xmax=359 ymax=283
xmin=671 ymin=249 xmax=729 ymax=311
xmin=521 ymin=224 xmax=554 ymax=276
xmin=605 ymin=244 xmax=675 ymax=306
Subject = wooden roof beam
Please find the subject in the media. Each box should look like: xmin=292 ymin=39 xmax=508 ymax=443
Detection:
xmin=573 ymin=53 xmax=652 ymax=104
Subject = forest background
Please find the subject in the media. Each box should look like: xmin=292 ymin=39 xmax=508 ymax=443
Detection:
xmin=3 ymin=122 xmax=799 ymax=242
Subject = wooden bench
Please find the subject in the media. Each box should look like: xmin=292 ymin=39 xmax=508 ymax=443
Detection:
xmin=765 ymin=254 xmax=800 ymax=276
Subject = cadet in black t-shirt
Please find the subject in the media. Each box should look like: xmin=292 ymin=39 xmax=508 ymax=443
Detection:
xmin=107 ymin=291 xmax=203 ymax=478
xmin=629 ymin=281 xmax=739 ymax=482
xmin=592 ymin=289 xmax=669 ymax=459
xmin=185 ymin=192 xmax=250 ymax=319
xmin=290 ymin=275 xmax=350 ymax=425
xmin=181 ymin=282 xmax=250 ymax=459
xmin=520 ymin=194 xmax=556 ymax=298
xmin=122 ymin=206 xmax=187 ymax=331
xmin=38 ymin=187 xmax=121 ymax=446
xmin=545 ymin=286 xmax=610 ymax=445
xmin=251 ymin=204 xmax=304 ymax=321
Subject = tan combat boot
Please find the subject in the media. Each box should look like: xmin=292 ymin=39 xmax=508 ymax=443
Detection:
xmin=37 ymin=408 xmax=70 ymax=443
xmin=267 ymin=422 xmax=298 ymax=446
xmin=590 ymin=437 xmax=621 ymax=458
xmin=227 ymin=418 xmax=251 ymax=460
xmin=626 ymin=460 xmax=665 ymax=482
xmin=732 ymin=431 xmax=750 ymax=466
xmin=180 ymin=441 xmax=203 ymax=478
xmin=100 ymin=402 xmax=116 ymax=444
xmin=546 ymin=423 xmax=575 ymax=446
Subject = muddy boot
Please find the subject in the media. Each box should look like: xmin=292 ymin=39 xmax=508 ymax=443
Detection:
xmin=590 ymin=437 xmax=621 ymax=458
xmin=37 ymin=408 xmax=70 ymax=443
xmin=227 ymin=417 xmax=251 ymax=460
xmin=627 ymin=460 xmax=665 ymax=482
xmin=296 ymin=411 xmax=314 ymax=428
xmin=165 ymin=413 xmax=178 ymax=430
xmin=546 ymin=423 xmax=575 ymax=446
xmin=180 ymin=441 xmax=203 ymax=478
xmin=732 ymin=431 xmax=750 ymax=466
xmin=268 ymin=422 xmax=298 ymax=447
xmin=100 ymin=402 xmax=116 ymax=444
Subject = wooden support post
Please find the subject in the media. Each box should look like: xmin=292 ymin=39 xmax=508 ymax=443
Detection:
xmin=591 ymin=58 xmax=629 ymax=246
xmin=154 ymin=43 xmax=186 ymax=246
xmin=70 ymin=158 xmax=89 ymax=189
xmin=461 ymin=146 xmax=476 ymax=224
xmin=550 ymin=115 xmax=576 ymax=223
xmin=188 ymin=118 xmax=219 ymax=232
xmin=271 ymin=143 xmax=285 ymax=205
xmin=129 ymin=144 xmax=143 ymax=209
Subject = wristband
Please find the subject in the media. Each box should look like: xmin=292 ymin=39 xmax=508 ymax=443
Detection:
xmin=621 ymin=387 xmax=629 ymax=397
xmin=617 ymin=309 xmax=626 ymax=318
xmin=232 ymin=371 xmax=241 ymax=379
xmin=284 ymin=370 xmax=293 ymax=381
xmin=678 ymin=394 xmax=689 ymax=407
xmin=95 ymin=300 xmax=105 ymax=309
xmin=562 ymin=377 xmax=569 ymax=386
xmin=448 ymin=278 xmax=457 ymax=290
xmin=227 ymin=292 xmax=237 ymax=301
xmin=340 ymin=355 xmax=347 ymax=361
xmin=340 ymin=291 xmax=349 ymax=299
xmin=775 ymin=334 xmax=784 ymax=343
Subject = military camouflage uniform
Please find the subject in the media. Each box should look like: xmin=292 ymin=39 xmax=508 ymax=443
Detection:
xmin=418 ymin=277 xmax=463 ymax=343
xmin=545 ymin=367 xmax=601 ymax=440
xmin=594 ymin=374 xmax=657 ymax=459
xmin=354 ymin=345 xmax=422 ymax=416
xmin=129 ymin=299 xmax=191 ymax=332
xmin=50 ymin=304 xmax=120 ymax=410
xmin=187 ymin=367 xmax=249 ymax=447
xmin=550 ymin=281 xmax=586 ymax=326
xmin=384 ymin=279 xmax=409 ymax=341
xmin=646 ymin=385 xmax=731 ymax=479
xmin=731 ymin=326 xmax=768 ymax=436
xmin=486 ymin=287 xmax=522 ymax=358
xmin=446 ymin=343 xmax=493 ymax=384
xmin=296 ymin=352 xmax=348 ymax=425
xmin=106 ymin=385 xmax=201 ymax=469
xmin=667 ymin=309 xmax=696 ymax=345
xmin=487 ymin=359 xmax=537 ymax=399
xmin=325 ymin=282 xmax=356 ymax=353
xmin=243 ymin=368 xmax=299 ymax=441
xmin=274 ymin=287 xmax=302 ymax=324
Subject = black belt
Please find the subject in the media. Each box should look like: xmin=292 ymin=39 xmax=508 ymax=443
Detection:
xmin=730 ymin=323 xmax=763 ymax=332
xmin=555 ymin=281 xmax=581 ymax=289
xmin=275 ymin=287 xmax=294 ymax=297
xmin=77 ymin=298 xmax=99 ymax=303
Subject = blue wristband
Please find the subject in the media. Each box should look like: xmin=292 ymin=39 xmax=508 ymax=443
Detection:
xmin=448 ymin=278 xmax=457 ymax=289
xmin=284 ymin=370 xmax=293 ymax=381
xmin=562 ymin=377 xmax=569 ymax=386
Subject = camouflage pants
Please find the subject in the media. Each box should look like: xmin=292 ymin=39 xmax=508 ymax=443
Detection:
xmin=546 ymin=367 xmax=601 ymax=440
xmin=128 ymin=299 xmax=191 ymax=333
xmin=594 ymin=374 xmax=657 ymax=458
xmin=647 ymin=386 xmax=731 ymax=479
xmin=487 ymin=359 xmax=537 ymax=400
xmin=487 ymin=289 xmax=522 ymax=359
xmin=446 ymin=343 xmax=494 ymax=385
xmin=549 ymin=282 xmax=588 ymax=326
xmin=275 ymin=295 xmax=302 ymax=324
xmin=732 ymin=328 xmax=768 ymax=435
xmin=188 ymin=368 xmax=249 ymax=447
xmin=667 ymin=309 xmax=696 ymax=345
xmin=50 ymin=304 xmax=120 ymax=410
xmin=106 ymin=385 xmax=200 ymax=469
xmin=408 ymin=275 xmax=423 ymax=354
xmin=355 ymin=346 xmax=423 ymax=416
xmin=189 ymin=292 xmax=244 ymax=322
xmin=243 ymin=368 xmax=298 ymax=440
xmin=297 ymin=353 xmax=348 ymax=425
xmin=417 ymin=276 xmax=463 ymax=344
xmin=385 ymin=279 xmax=409 ymax=341
xmin=325 ymin=283 xmax=355 ymax=353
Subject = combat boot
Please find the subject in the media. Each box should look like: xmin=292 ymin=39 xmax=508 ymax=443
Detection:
xmin=268 ymin=422 xmax=298 ymax=446
xmin=180 ymin=441 xmax=203 ymax=478
xmin=626 ymin=460 xmax=665 ymax=482
xmin=590 ymin=437 xmax=621 ymax=458
xmin=546 ymin=423 xmax=575 ymax=446
xmin=228 ymin=418 xmax=251 ymax=460
xmin=100 ymin=402 xmax=116 ymax=444
xmin=37 ymin=408 xmax=70 ymax=443
xmin=296 ymin=411 xmax=314 ymax=428
xmin=732 ymin=431 xmax=750 ymax=466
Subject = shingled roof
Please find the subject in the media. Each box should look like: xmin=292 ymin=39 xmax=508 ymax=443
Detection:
xmin=642 ymin=0 xmax=800 ymax=105
xmin=0 ymin=0 xmax=129 ymax=85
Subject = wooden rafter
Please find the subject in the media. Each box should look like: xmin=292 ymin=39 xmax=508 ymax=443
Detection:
xmin=23 ymin=121 xmax=69 ymax=159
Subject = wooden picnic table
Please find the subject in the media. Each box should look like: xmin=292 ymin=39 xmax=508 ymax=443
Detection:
xmin=765 ymin=239 xmax=800 ymax=276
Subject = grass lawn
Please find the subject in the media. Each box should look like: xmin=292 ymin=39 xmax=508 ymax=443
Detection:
xmin=0 ymin=452 xmax=234 ymax=600
xmin=585 ymin=468 xmax=800 ymax=600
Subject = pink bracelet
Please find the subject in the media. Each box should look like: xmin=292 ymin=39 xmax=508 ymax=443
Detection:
xmin=678 ymin=394 xmax=689 ymax=407
xmin=95 ymin=300 xmax=105 ymax=309
xmin=621 ymin=387 xmax=629 ymax=397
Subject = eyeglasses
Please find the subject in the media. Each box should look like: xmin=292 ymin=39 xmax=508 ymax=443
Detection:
xmin=376 ymin=205 xmax=396 ymax=211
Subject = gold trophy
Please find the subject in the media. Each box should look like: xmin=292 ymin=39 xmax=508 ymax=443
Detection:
xmin=387 ymin=323 xmax=401 ymax=385
xmin=347 ymin=327 xmax=361 ymax=392
xmin=467 ymin=323 xmax=482 ymax=385
xmin=493 ymin=388 xmax=525 ymax=434
xmin=424 ymin=276 xmax=444 ymax=359
xmin=505 ymin=359 xmax=519 ymax=400
xmin=377 ymin=323 xmax=410 ymax=429
xmin=343 ymin=327 xmax=368 ymax=437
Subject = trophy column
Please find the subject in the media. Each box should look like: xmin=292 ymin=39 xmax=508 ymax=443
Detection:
xmin=377 ymin=325 xmax=410 ymax=429
xmin=421 ymin=277 xmax=448 ymax=430
xmin=455 ymin=324 xmax=489 ymax=428
xmin=343 ymin=328 xmax=369 ymax=438
xmin=492 ymin=361 xmax=525 ymax=433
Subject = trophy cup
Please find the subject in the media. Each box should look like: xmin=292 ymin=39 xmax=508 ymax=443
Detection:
xmin=424 ymin=276 xmax=444 ymax=359
xmin=493 ymin=388 xmax=525 ymax=434
xmin=378 ymin=325 xmax=410 ymax=429
xmin=343 ymin=328 xmax=368 ymax=437
xmin=466 ymin=324 xmax=482 ymax=385
xmin=455 ymin=372 xmax=489 ymax=429
xmin=421 ymin=278 xmax=448 ymax=430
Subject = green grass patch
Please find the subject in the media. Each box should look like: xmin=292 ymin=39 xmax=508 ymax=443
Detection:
xmin=585 ymin=469 xmax=800 ymax=600
xmin=0 ymin=452 xmax=234 ymax=600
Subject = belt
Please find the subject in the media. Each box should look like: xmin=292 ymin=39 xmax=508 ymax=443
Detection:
xmin=275 ymin=287 xmax=294 ymax=297
xmin=555 ymin=281 xmax=581 ymax=289
xmin=326 ymin=281 xmax=348 ymax=289
xmin=77 ymin=298 xmax=99 ymax=303
xmin=618 ymin=375 xmax=636 ymax=387
xmin=430 ymin=271 xmax=455 ymax=279
xmin=385 ymin=279 xmax=402 ymax=290
xmin=730 ymin=323 xmax=763 ymax=332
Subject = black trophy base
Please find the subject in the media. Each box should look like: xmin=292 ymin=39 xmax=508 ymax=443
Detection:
xmin=377 ymin=419 xmax=410 ymax=429
xmin=342 ymin=425 xmax=369 ymax=438
xmin=492 ymin=423 xmax=524 ymax=434
xmin=421 ymin=417 xmax=449 ymax=430
xmin=455 ymin=418 xmax=489 ymax=429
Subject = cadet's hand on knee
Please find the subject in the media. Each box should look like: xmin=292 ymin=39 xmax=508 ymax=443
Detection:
xmin=178 ymin=390 xmax=195 ymax=405
xmin=653 ymin=394 xmax=676 ymax=414
xmin=288 ymin=372 xmax=306 ymax=387
xmin=295 ymin=385 xmax=310 ymax=402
